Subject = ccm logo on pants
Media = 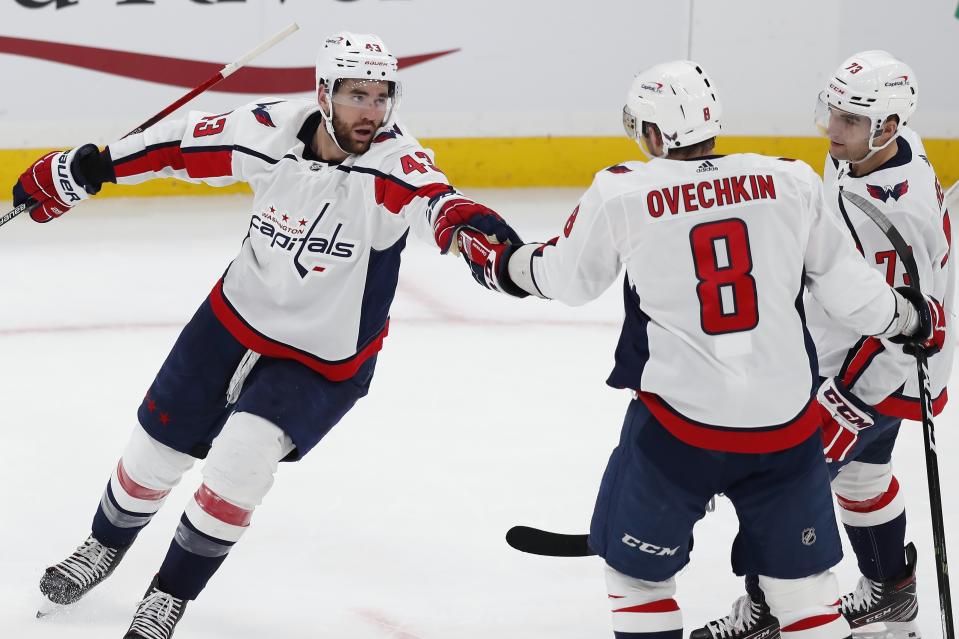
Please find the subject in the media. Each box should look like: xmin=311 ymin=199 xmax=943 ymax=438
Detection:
xmin=622 ymin=534 xmax=680 ymax=556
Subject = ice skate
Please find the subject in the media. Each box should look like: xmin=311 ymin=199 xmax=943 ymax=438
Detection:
xmin=37 ymin=535 xmax=129 ymax=615
xmin=123 ymin=576 xmax=189 ymax=639
xmin=841 ymin=544 xmax=920 ymax=639
xmin=690 ymin=594 xmax=781 ymax=639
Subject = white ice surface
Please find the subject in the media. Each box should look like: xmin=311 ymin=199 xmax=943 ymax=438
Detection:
xmin=0 ymin=191 xmax=956 ymax=638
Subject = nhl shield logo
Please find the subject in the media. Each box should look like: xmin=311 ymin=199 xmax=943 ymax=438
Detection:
xmin=801 ymin=528 xmax=817 ymax=546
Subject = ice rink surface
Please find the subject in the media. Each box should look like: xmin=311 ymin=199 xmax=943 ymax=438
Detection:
xmin=1 ymin=191 xmax=957 ymax=638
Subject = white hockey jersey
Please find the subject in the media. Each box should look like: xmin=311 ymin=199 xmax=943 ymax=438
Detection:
xmin=107 ymin=99 xmax=454 ymax=381
xmin=805 ymin=127 xmax=954 ymax=419
xmin=525 ymin=155 xmax=903 ymax=453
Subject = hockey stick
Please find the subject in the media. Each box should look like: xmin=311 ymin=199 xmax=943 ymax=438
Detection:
xmin=842 ymin=189 xmax=955 ymax=639
xmin=505 ymin=526 xmax=594 ymax=557
xmin=0 ymin=22 xmax=299 ymax=230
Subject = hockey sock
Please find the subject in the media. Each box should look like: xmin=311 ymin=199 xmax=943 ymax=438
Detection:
xmin=157 ymin=483 xmax=253 ymax=600
xmin=606 ymin=566 xmax=682 ymax=639
xmin=92 ymin=459 xmax=174 ymax=549
xmin=761 ymin=572 xmax=850 ymax=639
xmin=842 ymin=513 xmax=907 ymax=582
xmin=836 ymin=476 xmax=907 ymax=581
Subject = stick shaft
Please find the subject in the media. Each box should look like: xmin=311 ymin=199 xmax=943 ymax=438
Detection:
xmin=3 ymin=22 xmax=300 ymax=227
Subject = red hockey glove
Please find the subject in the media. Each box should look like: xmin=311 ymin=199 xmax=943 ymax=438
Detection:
xmin=817 ymin=377 xmax=875 ymax=463
xmin=13 ymin=144 xmax=105 ymax=223
xmin=432 ymin=195 xmax=522 ymax=254
xmin=888 ymin=286 xmax=946 ymax=356
xmin=456 ymin=229 xmax=529 ymax=298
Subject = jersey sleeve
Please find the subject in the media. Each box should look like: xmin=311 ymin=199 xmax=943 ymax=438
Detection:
xmin=107 ymin=101 xmax=288 ymax=187
xmin=802 ymin=169 xmax=900 ymax=336
xmin=526 ymin=178 xmax=623 ymax=306
xmin=370 ymin=143 xmax=455 ymax=247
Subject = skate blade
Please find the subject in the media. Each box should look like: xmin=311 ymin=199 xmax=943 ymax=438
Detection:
xmin=36 ymin=598 xmax=67 ymax=619
xmin=853 ymin=621 xmax=921 ymax=639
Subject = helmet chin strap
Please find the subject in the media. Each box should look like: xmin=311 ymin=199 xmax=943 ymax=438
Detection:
xmin=320 ymin=100 xmax=351 ymax=157
xmin=850 ymin=126 xmax=901 ymax=165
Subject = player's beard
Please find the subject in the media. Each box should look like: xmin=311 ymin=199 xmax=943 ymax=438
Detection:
xmin=332 ymin=115 xmax=380 ymax=155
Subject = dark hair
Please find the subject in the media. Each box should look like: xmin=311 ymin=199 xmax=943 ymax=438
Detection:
xmin=642 ymin=122 xmax=716 ymax=159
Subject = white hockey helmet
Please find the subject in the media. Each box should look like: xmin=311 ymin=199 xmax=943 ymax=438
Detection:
xmin=623 ymin=60 xmax=722 ymax=158
xmin=815 ymin=50 xmax=918 ymax=160
xmin=315 ymin=31 xmax=401 ymax=153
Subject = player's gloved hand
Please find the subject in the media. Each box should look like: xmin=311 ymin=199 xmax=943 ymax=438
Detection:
xmin=456 ymin=229 xmax=529 ymax=298
xmin=13 ymin=144 xmax=106 ymax=223
xmin=889 ymin=286 xmax=946 ymax=356
xmin=817 ymin=377 xmax=875 ymax=463
xmin=432 ymin=195 xmax=523 ymax=254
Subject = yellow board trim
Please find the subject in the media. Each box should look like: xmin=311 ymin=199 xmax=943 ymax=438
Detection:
xmin=2 ymin=137 xmax=957 ymax=196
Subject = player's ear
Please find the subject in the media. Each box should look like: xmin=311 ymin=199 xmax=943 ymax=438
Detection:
xmin=643 ymin=122 xmax=664 ymax=154
xmin=879 ymin=115 xmax=900 ymax=142
xmin=317 ymin=83 xmax=330 ymax=113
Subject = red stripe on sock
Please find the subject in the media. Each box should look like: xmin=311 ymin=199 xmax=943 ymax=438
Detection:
xmin=836 ymin=477 xmax=900 ymax=513
xmin=116 ymin=460 xmax=170 ymax=501
xmin=781 ymin=612 xmax=841 ymax=632
xmin=194 ymin=484 xmax=252 ymax=527
xmin=612 ymin=598 xmax=680 ymax=613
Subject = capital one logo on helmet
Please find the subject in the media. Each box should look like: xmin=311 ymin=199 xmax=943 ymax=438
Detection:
xmin=640 ymin=82 xmax=664 ymax=93
xmin=885 ymin=75 xmax=910 ymax=87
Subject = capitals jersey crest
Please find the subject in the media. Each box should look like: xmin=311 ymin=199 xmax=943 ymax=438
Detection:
xmin=866 ymin=180 xmax=909 ymax=202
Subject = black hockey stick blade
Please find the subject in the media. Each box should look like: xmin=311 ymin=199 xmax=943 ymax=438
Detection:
xmin=505 ymin=526 xmax=594 ymax=557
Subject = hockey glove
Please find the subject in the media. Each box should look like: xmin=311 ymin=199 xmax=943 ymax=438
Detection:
xmin=432 ymin=195 xmax=523 ymax=254
xmin=13 ymin=144 xmax=111 ymax=223
xmin=456 ymin=229 xmax=529 ymax=298
xmin=889 ymin=286 xmax=946 ymax=356
xmin=817 ymin=377 xmax=875 ymax=463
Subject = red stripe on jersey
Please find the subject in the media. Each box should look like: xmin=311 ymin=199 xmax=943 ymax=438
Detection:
xmin=114 ymin=145 xmax=186 ymax=179
xmin=116 ymin=460 xmax=170 ymax=501
xmin=836 ymin=477 xmax=899 ymax=513
xmin=194 ymin=484 xmax=252 ymax=527
xmin=208 ymin=280 xmax=387 ymax=382
xmin=781 ymin=612 xmax=842 ymax=632
xmin=182 ymin=148 xmax=233 ymax=179
xmin=875 ymin=387 xmax=947 ymax=419
xmin=374 ymin=178 xmax=450 ymax=215
xmin=612 ymin=598 xmax=680 ymax=613
xmin=639 ymin=392 xmax=821 ymax=453
xmin=840 ymin=337 xmax=884 ymax=389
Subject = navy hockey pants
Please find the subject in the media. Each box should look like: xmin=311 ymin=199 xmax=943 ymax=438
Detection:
xmin=589 ymin=399 xmax=843 ymax=582
xmin=137 ymin=297 xmax=375 ymax=461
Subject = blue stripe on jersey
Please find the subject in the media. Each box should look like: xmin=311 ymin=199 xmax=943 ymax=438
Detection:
xmin=606 ymin=275 xmax=652 ymax=391
xmin=358 ymin=230 xmax=409 ymax=349
xmin=178 ymin=144 xmax=281 ymax=166
xmin=794 ymin=272 xmax=819 ymax=397
xmin=111 ymin=140 xmax=181 ymax=166
xmin=837 ymin=191 xmax=865 ymax=254
xmin=337 ymin=164 xmax=420 ymax=191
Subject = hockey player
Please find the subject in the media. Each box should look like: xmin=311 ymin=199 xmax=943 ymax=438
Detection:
xmin=451 ymin=60 xmax=945 ymax=639
xmin=13 ymin=32 xmax=520 ymax=639
xmin=695 ymin=51 xmax=953 ymax=639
